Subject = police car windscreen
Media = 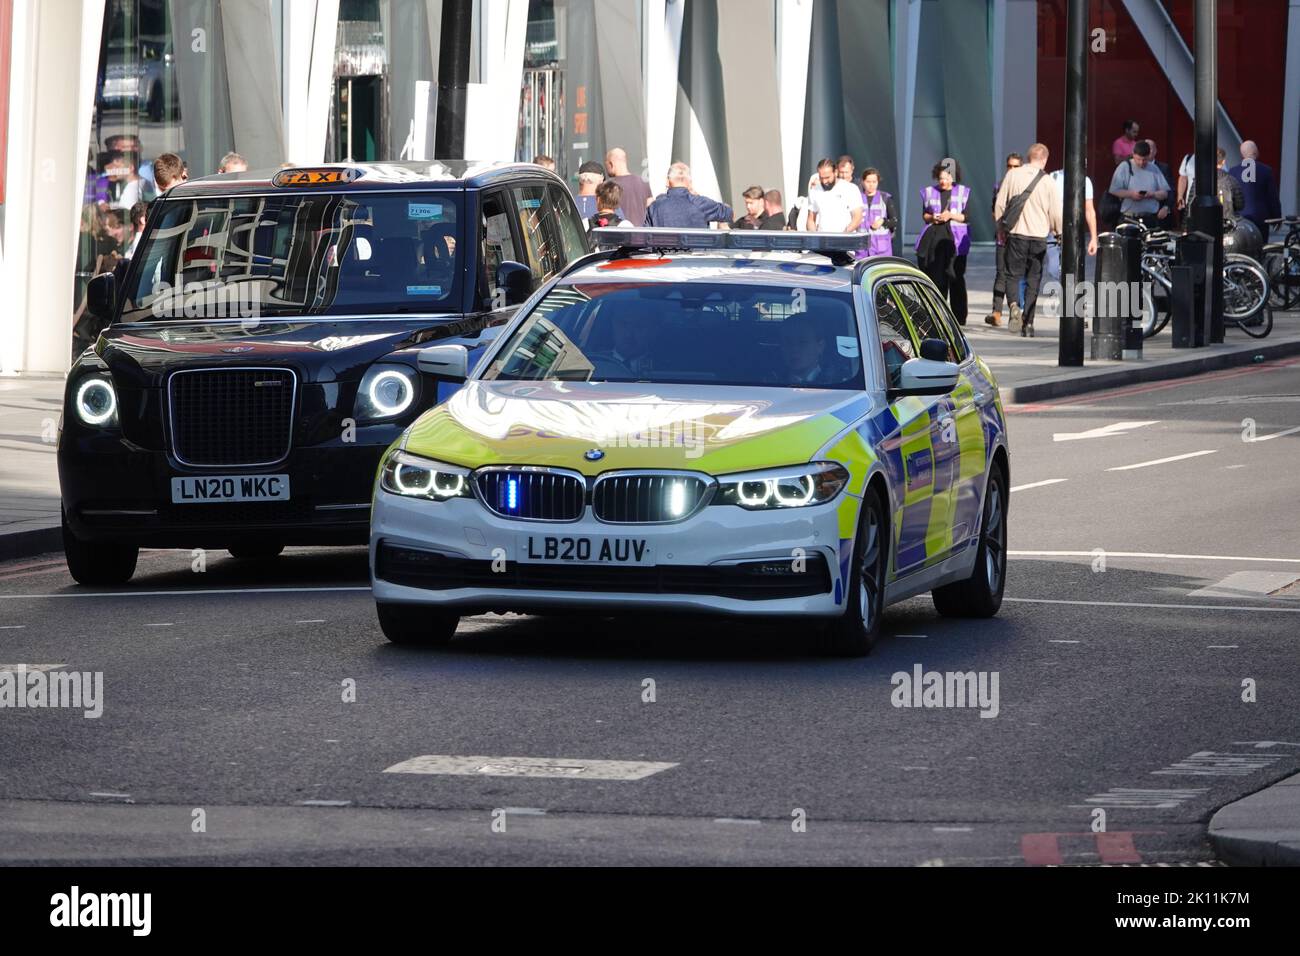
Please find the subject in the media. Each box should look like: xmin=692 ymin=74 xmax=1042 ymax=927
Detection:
xmin=483 ymin=281 xmax=864 ymax=389
xmin=120 ymin=193 xmax=462 ymax=320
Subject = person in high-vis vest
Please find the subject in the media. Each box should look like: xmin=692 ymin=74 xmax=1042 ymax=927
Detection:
xmin=915 ymin=158 xmax=972 ymax=324
xmin=855 ymin=168 xmax=899 ymax=260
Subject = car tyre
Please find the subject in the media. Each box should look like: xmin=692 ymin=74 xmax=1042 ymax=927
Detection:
xmin=932 ymin=462 xmax=1007 ymax=618
xmin=377 ymin=602 xmax=459 ymax=647
xmin=227 ymin=542 xmax=285 ymax=561
xmin=819 ymin=485 xmax=887 ymax=657
xmin=62 ymin=508 xmax=139 ymax=586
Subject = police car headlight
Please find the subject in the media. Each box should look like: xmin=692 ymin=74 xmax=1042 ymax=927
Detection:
xmin=380 ymin=450 xmax=472 ymax=501
xmin=714 ymin=462 xmax=849 ymax=510
xmin=73 ymin=376 xmax=118 ymax=427
xmin=356 ymin=365 xmax=418 ymax=421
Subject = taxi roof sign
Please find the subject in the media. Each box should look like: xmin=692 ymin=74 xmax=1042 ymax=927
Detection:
xmin=272 ymin=167 xmax=364 ymax=188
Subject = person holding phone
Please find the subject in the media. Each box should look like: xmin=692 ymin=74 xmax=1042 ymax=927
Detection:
xmin=1106 ymin=140 xmax=1169 ymax=229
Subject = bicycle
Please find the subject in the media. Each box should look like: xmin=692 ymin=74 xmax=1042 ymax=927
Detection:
xmin=1118 ymin=218 xmax=1272 ymax=339
xmin=1263 ymin=216 xmax=1300 ymax=311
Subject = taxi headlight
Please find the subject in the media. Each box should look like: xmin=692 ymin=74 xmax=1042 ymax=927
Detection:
xmin=379 ymin=450 xmax=472 ymax=501
xmin=356 ymin=365 xmax=418 ymax=421
xmin=74 ymin=376 xmax=118 ymax=427
xmin=714 ymin=462 xmax=849 ymax=510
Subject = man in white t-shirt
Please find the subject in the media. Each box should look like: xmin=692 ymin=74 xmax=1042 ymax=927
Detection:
xmin=806 ymin=158 xmax=864 ymax=233
xmin=1046 ymin=168 xmax=1098 ymax=278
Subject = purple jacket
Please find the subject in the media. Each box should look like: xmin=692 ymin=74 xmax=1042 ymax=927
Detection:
xmin=916 ymin=183 xmax=972 ymax=256
xmin=856 ymin=190 xmax=895 ymax=259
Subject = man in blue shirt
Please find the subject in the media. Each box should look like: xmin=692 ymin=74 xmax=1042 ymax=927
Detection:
xmin=645 ymin=162 xmax=733 ymax=228
xmin=1228 ymin=141 xmax=1282 ymax=235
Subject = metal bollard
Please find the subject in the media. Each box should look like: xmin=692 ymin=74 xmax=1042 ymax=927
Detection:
xmin=1172 ymin=232 xmax=1213 ymax=348
xmin=1092 ymin=231 xmax=1142 ymax=360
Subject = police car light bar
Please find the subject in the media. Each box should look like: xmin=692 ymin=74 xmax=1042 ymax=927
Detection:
xmin=590 ymin=227 xmax=862 ymax=257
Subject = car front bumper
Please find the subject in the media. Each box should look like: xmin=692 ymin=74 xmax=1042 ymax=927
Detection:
xmin=369 ymin=488 xmax=856 ymax=617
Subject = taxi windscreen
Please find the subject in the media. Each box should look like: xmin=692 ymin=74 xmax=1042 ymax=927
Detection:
xmin=121 ymin=193 xmax=462 ymax=320
xmin=483 ymin=280 xmax=864 ymax=389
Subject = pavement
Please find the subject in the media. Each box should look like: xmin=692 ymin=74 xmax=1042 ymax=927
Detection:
xmin=0 ymin=374 xmax=62 ymax=560
xmin=2 ymin=360 xmax=1299 ymax=865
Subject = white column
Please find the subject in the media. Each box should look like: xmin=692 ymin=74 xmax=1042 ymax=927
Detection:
xmin=776 ymin=0 xmax=813 ymax=211
xmin=892 ymin=0 xmax=921 ymax=247
xmin=1 ymin=0 xmax=104 ymax=375
xmin=644 ymin=0 xmax=684 ymax=187
xmin=281 ymin=0 xmax=340 ymax=165
xmin=463 ymin=0 xmax=529 ymax=161
xmin=222 ymin=0 xmax=286 ymax=168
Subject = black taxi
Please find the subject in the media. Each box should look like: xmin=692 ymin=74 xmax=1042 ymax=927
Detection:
xmin=59 ymin=161 xmax=590 ymax=584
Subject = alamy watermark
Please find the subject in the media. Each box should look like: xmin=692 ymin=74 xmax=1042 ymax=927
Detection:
xmin=890 ymin=664 xmax=999 ymax=718
xmin=1039 ymin=273 xmax=1154 ymax=321
xmin=151 ymin=277 xmax=260 ymax=324
xmin=0 ymin=664 xmax=103 ymax=718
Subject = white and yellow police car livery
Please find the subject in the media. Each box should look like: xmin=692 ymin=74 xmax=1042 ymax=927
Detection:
xmin=369 ymin=228 xmax=1009 ymax=655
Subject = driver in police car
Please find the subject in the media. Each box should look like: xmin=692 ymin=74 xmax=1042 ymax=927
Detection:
xmin=592 ymin=307 xmax=655 ymax=378
xmin=776 ymin=316 xmax=845 ymax=386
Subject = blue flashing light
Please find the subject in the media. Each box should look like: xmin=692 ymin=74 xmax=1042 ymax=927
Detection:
xmin=506 ymin=476 xmax=518 ymax=511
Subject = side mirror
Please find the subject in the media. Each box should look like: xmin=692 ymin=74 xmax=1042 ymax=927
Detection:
xmin=895 ymin=356 xmax=960 ymax=396
xmin=86 ymin=273 xmax=117 ymax=321
xmin=495 ymin=260 xmax=533 ymax=307
xmin=417 ymin=343 xmax=469 ymax=381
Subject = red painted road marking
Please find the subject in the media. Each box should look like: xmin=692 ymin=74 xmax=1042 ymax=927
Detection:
xmin=1021 ymin=831 xmax=1160 ymax=866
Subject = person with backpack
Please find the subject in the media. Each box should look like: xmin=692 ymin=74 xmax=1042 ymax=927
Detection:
xmin=588 ymin=179 xmax=632 ymax=231
xmin=992 ymin=143 xmax=1063 ymax=337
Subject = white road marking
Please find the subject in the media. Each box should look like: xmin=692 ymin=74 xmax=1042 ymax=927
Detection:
xmin=0 ymin=663 xmax=64 ymax=673
xmin=1207 ymin=645 xmax=1238 ymax=649
xmin=1106 ymin=449 xmax=1217 ymax=471
xmin=0 ymin=586 xmax=370 ymax=600
xmin=1152 ymin=751 xmax=1284 ymax=777
xmin=297 ymin=619 xmax=326 ymax=624
xmin=145 ymin=622 xmax=174 ymax=627
xmin=502 ymin=807 xmax=547 ymax=816
xmin=1005 ymin=597 xmax=1300 ymax=613
xmin=933 ymin=826 xmax=973 ymax=832
xmin=714 ymin=818 xmax=762 ymax=825
xmin=1048 ymin=639 xmax=1080 ymax=644
xmin=1074 ymin=788 xmax=1209 ymax=810
xmin=1010 ymin=550 xmax=1300 ymax=565
xmin=1188 ymin=571 xmax=1300 ymax=599
xmin=1053 ymin=420 xmax=1159 ymax=442
xmin=383 ymin=755 xmax=677 ymax=781
xmin=297 ymin=800 xmax=352 ymax=807
xmin=902 ymin=766 xmax=931 ymax=771
xmin=1010 ymin=478 xmax=1068 ymax=493
xmin=89 ymin=792 xmax=132 ymax=800
xmin=1232 ymin=741 xmax=1300 ymax=749
xmin=0 ymin=625 xmax=26 ymax=629
xmin=1248 ymin=423 xmax=1300 ymax=442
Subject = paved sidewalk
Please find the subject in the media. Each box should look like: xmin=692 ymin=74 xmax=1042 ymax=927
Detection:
xmin=1208 ymin=771 xmax=1300 ymax=866
xmin=961 ymin=246 xmax=1300 ymax=404
xmin=0 ymin=374 xmax=62 ymax=560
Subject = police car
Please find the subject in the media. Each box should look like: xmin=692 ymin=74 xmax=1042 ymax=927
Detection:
xmin=370 ymin=228 xmax=1009 ymax=655
xmin=58 ymin=161 xmax=590 ymax=585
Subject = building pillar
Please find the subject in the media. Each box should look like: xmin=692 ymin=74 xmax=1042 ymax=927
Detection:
xmin=1 ymin=0 xmax=103 ymax=374
xmin=281 ymin=0 xmax=339 ymax=165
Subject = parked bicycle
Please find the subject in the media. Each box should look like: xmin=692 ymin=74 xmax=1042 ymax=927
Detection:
xmin=1263 ymin=216 xmax=1300 ymax=312
xmin=1119 ymin=218 xmax=1272 ymax=340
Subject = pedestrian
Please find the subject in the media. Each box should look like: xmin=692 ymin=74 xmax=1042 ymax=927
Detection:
xmin=1228 ymin=141 xmax=1282 ymax=235
xmin=916 ymin=158 xmax=972 ymax=324
xmin=760 ymin=190 xmax=787 ymax=230
xmin=807 ymin=159 xmax=864 ymax=234
xmin=836 ymin=154 xmax=855 ymax=183
xmin=1176 ymin=149 xmax=1197 ymax=219
xmin=218 ymin=151 xmax=247 ymax=174
xmin=125 ymin=201 xmax=149 ymax=258
xmin=1106 ymin=140 xmax=1168 ymax=229
xmin=588 ymin=180 xmax=632 ymax=230
xmin=605 ymin=147 xmax=653 ymax=227
xmin=733 ymin=186 xmax=767 ymax=229
xmin=993 ymin=143 xmax=1062 ymax=337
xmin=857 ymin=168 xmax=898 ymax=259
xmin=1113 ymin=119 xmax=1141 ymax=165
xmin=1046 ymin=166 xmax=1099 ymax=283
xmin=153 ymin=152 xmax=188 ymax=193
xmin=573 ymin=160 xmax=608 ymax=220
xmin=1214 ymin=147 xmax=1245 ymax=220
xmin=986 ymin=152 xmax=1022 ymax=328
xmin=532 ymin=154 xmax=556 ymax=172
xmin=644 ymin=162 xmax=733 ymax=228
